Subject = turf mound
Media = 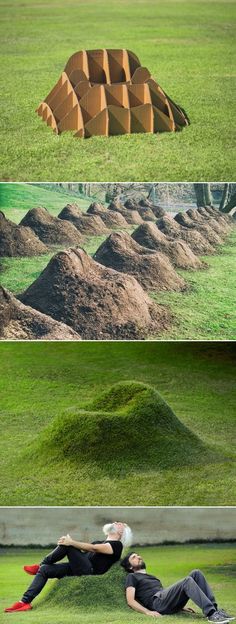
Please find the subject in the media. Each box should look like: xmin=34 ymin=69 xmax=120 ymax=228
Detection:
xmin=87 ymin=203 xmax=128 ymax=228
xmin=186 ymin=208 xmax=229 ymax=237
xmin=0 ymin=287 xmax=80 ymax=340
xmin=94 ymin=231 xmax=185 ymax=291
xmin=58 ymin=204 xmax=109 ymax=235
xmin=19 ymin=248 xmax=169 ymax=339
xmin=108 ymin=201 xmax=143 ymax=225
xmin=156 ymin=216 xmax=215 ymax=255
xmin=174 ymin=212 xmax=223 ymax=246
xmin=31 ymin=381 xmax=206 ymax=470
xmin=132 ymin=223 xmax=204 ymax=269
xmin=0 ymin=211 xmax=48 ymax=257
xmin=20 ymin=207 xmax=83 ymax=246
xmin=41 ymin=564 xmax=126 ymax=611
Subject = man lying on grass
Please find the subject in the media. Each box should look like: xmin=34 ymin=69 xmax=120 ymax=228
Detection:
xmin=4 ymin=521 xmax=132 ymax=613
xmin=121 ymin=552 xmax=235 ymax=623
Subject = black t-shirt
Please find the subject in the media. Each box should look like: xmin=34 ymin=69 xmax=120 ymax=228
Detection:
xmin=125 ymin=572 xmax=163 ymax=610
xmin=88 ymin=540 xmax=123 ymax=575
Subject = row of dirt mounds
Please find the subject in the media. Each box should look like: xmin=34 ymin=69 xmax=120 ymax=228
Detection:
xmin=0 ymin=286 xmax=80 ymax=340
xmin=174 ymin=212 xmax=223 ymax=246
xmin=19 ymin=248 xmax=171 ymax=340
xmin=132 ymin=223 xmax=204 ymax=270
xmin=28 ymin=381 xmax=207 ymax=471
xmin=156 ymin=215 xmax=216 ymax=255
xmin=108 ymin=199 xmax=143 ymax=225
xmin=20 ymin=206 xmax=83 ymax=246
xmin=94 ymin=231 xmax=186 ymax=291
xmin=87 ymin=202 xmax=129 ymax=228
xmin=58 ymin=204 xmax=109 ymax=235
xmin=0 ymin=211 xmax=48 ymax=257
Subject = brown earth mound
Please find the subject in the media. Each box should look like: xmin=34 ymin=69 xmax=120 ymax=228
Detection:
xmin=198 ymin=207 xmax=232 ymax=229
xmin=139 ymin=199 xmax=165 ymax=218
xmin=19 ymin=248 xmax=170 ymax=340
xmin=87 ymin=203 xmax=128 ymax=228
xmin=108 ymin=202 xmax=143 ymax=225
xmin=20 ymin=207 xmax=83 ymax=246
xmin=132 ymin=223 xmax=204 ymax=269
xmin=148 ymin=205 xmax=166 ymax=218
xmin=156 ymin=216 xmax=215 ymax=255
xmin=124 ymin=198 xmax=156 ymax=221
xmin=94 ymin=231 xmax=185 ymax=291
xmin=187 ymin=208 xmax=229 ymax=237
xmin=174 ymin=212 xmax=223 ymax=246
xmin=59 ymin=203 xmax=83 ymax=218
xmin=58 ymin=205 xmax=109 ymax=235
xmin=0 ymin=286 xmax=80 ymax=340
xmin=203 ymin=206 xmax=233 ymax=224
xmin=0 ymin=211 xmax=48 ymax=257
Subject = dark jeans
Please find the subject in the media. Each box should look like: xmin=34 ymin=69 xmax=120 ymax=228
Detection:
xmin=22 ymin=545 xmax=93 ymax=604
xmin=152 ymin=569 xmax=218 ymax=616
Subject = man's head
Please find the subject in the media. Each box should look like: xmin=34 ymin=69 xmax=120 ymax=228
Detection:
xmin=121 ymin=552 xmax=146 ymax=573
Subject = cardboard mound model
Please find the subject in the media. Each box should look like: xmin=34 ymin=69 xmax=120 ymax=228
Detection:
xmin=132 ymin=223 xmax=204 ymax=269
xmin=156 ymin=216 xmax=215 ymax=255
xmin=58 ymin=204 xmax=109 ymax=235
xmin=32 ymin=381 xmax=206 ymax=471
xmin=108 ymin=201 xmax=143 ymax=225
xmin=19 ymin=248 xmax=170 ymax=340
xmin=20 ymin=207 xmax=83 ymax=246
xmin=0 ymin=287 xmax=80 ymax=341
xmin=174 ymin=212 xmax=223 ymax=246
xmin=94 ymin=231 xmax=186 ymax=291
xmin=36 ymin=49 xmax=189 ymax=138
xmin=87 ymin=202 xmax=128 ymax=228
xmin=0 ymin=211 xmax=48 ymax=257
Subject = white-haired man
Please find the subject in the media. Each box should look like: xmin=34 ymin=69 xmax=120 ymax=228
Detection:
xmin=5 ymin=521 xmax=133 ymax=613
xmin=121 ymin=552 xmax=235 ymax=623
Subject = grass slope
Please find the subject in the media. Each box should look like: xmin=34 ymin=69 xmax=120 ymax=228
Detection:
xmin=0 ymin=183 xmax=92 ymax=222
xmin=0 ymin=1 xmax=235 ymax=181
xmin=0 ymin=342 xmax=235 ymax=505
xmin=1 ymin=544 xmax=236 ymax=624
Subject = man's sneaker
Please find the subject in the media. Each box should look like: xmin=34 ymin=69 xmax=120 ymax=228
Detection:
xmin=208 ymin=611 xmax=230 ymax=624
xmin=4 ymin=601 xmax=32 ymax=612
xmin=23 ymin=563 xmax=40 ymax=575
xmin=218 ymin=610 xmax=235 ymax=622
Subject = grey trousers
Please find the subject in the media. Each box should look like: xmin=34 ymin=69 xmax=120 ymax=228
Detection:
xmin=152 ymin=569 xmax=217 ymax=616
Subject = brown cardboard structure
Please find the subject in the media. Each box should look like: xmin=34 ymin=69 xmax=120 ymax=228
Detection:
xmin=36 ymin=49 xmax=189 ymax=138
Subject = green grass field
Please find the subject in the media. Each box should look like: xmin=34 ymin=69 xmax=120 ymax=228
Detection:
xmin=0 ymin=342 xmax=235 ymax=505
xmin=1 ymin=544 xmax=236 ymax=624
xmin=0 ymin=0 xmax=235 ymax=182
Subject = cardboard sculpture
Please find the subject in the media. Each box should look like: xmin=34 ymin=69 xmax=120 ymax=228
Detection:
xmin=36 ymin=49 xmax=189 ymax=138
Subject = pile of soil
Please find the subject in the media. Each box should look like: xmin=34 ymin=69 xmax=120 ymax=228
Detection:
xmin=203 ymin=206 xmax=233 ymax=224
xmin=59 ymin=203 xmax=83 ymax=218
xmin=108 ymin=201 xmax=143 ymax=225
xmin=0 ymin=286 xmax=80 ymax=340
xmin=58 ymin=204 xmax=109 ymax=235
xmin=187 ymin=208 xmax=229 ymax=237
xmin=157 ymin=216 xmax=215 ymax=255
xmin=124 ymin=198 xmax=156 ymax=221
xmin=174 ymin=212 xmax=223 ymax=246
xmin=87 ymin=203 xmax=128 ymax=228
xmin=20 ymin=207 xmax=83 ymax=246
xmin=198 ymin=207 xmax=232 ymax=228
xmin=0 ymin=211 xmax=48 ymax=257
xmin=139 ymin=199 xmax=165 ymax=218
xmin=132 ymin=223 xmax=204 ymax=269
xmin=19 ymin=248 xmax=170 ymax=340
xmin=94 ymin=231 xmax=185 ymax=291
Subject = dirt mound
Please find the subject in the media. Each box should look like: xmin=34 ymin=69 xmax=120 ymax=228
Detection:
xmin=124 ymin=198 xmax=156 ymax=221
xmin=58 ymin=204 xmax=109 ymax=235
xmin=149 ymin=205 xmax=166 ymax=218
xmin=0 ymin=287 xmax=80 ymax=340
xmin=187 ymin=208 xmax=229 ymax=237
xmin=20 ymin=207 xmax=83 ymax=246
xmin=174 ymin=212 xmax=223 ymax=246
xmin=32 ymin=381 xmax=205 ymax=471
xmin=156 ymin=216 xmax=215 ymax=255
xmin=58 ymin=203 xmax=83 ymax=219
xmin=0 ymin=211 xmax=48 ymax=257
xmin=203 ymin=206 xmax=233 ymax=224
xmin=139 ymin=199 xmax=165 ymax=218
xmin=94 ymin=231 xmax=185 ymax=291
xmin=19 ymin=248 xmax=170 ymax=339
xmin=132 ymin=223 xmax=204 ymax=269
xmin=87 ymin=203 xmax=128 ymax=228
xmin=108 ymin=201 xmax=143 ymax=225
xmin=197 ymin=207 xmax=232 ymax=230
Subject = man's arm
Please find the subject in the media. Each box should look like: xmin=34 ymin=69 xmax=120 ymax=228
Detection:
xmin=126 ymin=587 xmax=161 ymax=618
xmin=58 ymin=534 xmax=113 ymax=555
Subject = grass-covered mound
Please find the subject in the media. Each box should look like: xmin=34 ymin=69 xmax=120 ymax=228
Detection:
xmin=28 ymin=381 xmax=211 ymax=472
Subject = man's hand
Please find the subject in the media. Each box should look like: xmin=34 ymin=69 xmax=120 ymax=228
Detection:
xmin=58 ymin=534 xmax=73 ymax=546
xmin=146 ymin=611 xmax=162 ymax=617
xmin=182 ymin=607 xmax=196 ymax=614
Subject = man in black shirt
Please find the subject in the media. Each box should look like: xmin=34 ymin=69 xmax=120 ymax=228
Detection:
xmin=4 ymin=521 xmax=132 ymax=613
xmin=121 ymin=552 xmax=235 ymax=623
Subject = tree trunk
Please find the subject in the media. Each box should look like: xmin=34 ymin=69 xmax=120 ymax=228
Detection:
xmin=219 ymin=183 xmax=230 ymax=211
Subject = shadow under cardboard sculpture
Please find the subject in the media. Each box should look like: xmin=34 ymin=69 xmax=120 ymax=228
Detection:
xmin=36 ymin=49 xmax=189 ymax=138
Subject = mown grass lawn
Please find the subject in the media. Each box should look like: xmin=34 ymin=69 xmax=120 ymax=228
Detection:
xmin=0 ymin=341 xmax=235 ymax=505
xmin=1 ymin=544 xmax=236 ymax=624
xmin=0 ymin=0 xmax=235 ymax=182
